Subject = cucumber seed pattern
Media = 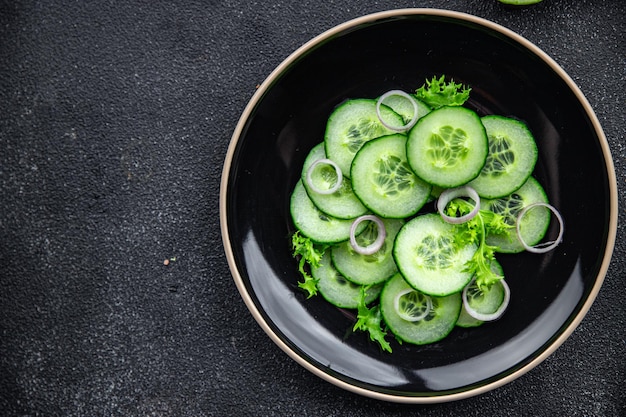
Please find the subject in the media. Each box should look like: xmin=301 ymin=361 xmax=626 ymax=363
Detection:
xmin=481 ymin=135 xmax=515 ymax=177
xmin=412 ymin=297 xmax=438 ymax=323
xmin=487 ymin=193 xmax=524 ymax=225
xmin=397 ymin=291 xmax=431 ymax=320
xmin=466 ymin=283 xmax=485 ymax=302
xmin=345 ymin=118 xmax=387 ymax=153
xmin=314 ymin=164 xmax=341 ymax=191
xmin=373 ymin=154 xmax=415 ymax=197
xmin=416 ymin=235 xmax=454 ymax=270
xmin=427 ymin=125 xmax=470 ymax=168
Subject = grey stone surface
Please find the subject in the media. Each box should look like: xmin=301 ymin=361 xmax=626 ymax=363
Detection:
xmin=1 ymin=1 xmax=624 ymax=416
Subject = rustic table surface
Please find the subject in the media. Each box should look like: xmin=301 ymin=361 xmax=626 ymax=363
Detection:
xmin=1 ymin=1 xmax=624 ymax=416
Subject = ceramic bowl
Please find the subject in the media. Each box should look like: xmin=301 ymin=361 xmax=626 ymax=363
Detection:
xmin=220 ymin=9 xmax=617 ymax=403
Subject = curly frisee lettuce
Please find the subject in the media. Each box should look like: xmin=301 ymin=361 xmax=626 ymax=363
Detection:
xmin=291 ymin=232 xmax=393 ymax=352
xmin=445 ymin=198 xmax=512 ymax=291
xmin=353 ymin=287 xmax=392 ymax=353
xmin=415 ymin=75 xmax=471 ymax=109
xmin=291 ymin=231 xmax=328 ymax=298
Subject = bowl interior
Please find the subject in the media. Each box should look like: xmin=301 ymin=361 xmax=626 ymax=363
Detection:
xmin=222 ymin=11 xmax=614 ymax=400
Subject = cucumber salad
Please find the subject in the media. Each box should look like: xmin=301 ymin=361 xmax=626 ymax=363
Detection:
xmin=289 ymin=75 xmax=564 ymax=352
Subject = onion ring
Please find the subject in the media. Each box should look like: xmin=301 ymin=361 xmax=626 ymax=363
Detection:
xmin=349 ymin=215 xmax=386 ymax=255
xmin=305 ymin=158 xmax=343 ymax=195
xmin=376 ymin=90 xmax=419 ymax=132
xmin=516 ymin=202 xmax=564 ymax=253
xmin=394 ymin=289 xmax=432 ymax=322
xmin=436 ymin=186 xmax=481 ymax=224
xmin=462 ymin=278 xmax=510 ymax=322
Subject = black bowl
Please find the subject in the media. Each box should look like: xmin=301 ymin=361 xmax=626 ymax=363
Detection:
xmin=220 ymin=9 xmax=617 ymax=403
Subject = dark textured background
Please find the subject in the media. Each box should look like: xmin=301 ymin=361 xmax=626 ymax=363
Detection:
xmin=1 ymin=1 xmax=624 ymax=416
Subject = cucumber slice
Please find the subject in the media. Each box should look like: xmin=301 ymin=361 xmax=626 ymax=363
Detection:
xmin=325 ymin=99 xmax=403 ymax=178
xmin=350 ymin=134 xmax=432 ymax=218
xmin=331 ymin=218 xmax=403 ymax=285
xmin=393 ymin=213 xmax=477 ymax=296
xmin=456 ymin=307 xmax=483 ymax=328
xmin=394 ymin=288 xmax=433 ymax=322
xmin=406 ymin=106 xmax=488 ymax=188
xmin=380 ymin=273 xmax=462 ymax=345
xmin=467 ymin=115 xmax=538 ymax=198
xmin=379 ymin=94 xmax=431 ymax=126
xmin=481 ymin=176 xmax=550 ymax=253
xmin=457 ymin=253 xmax=506 ymax=329
xmin=301 ymin=142 xmax=368 ymax=219
xmin=290 ymin=180 xmax=366 ymax=244
xmin=311 ymin=251 xmax=382 ymax=309
xmin=465 ymin=278 xmax=506 ymax=313
xmin=466 ymin=260 xmax=504 ymax=311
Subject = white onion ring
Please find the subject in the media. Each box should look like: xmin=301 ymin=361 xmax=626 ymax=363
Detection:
xmin=349 ymin=215 xmax=386 ymax=255
xmin=462 ymin=278 xmax=510 ymax=322
xmin=305 ymin=158 xmax=343 ymax=195
xmin=394 ymin=289 xmax=432 ymax=322
xmin=516 ymin=202 xmax=564 ymax=253
xmin=376 ymin=90 xmax=419 ymax=132
xmin=436 ymin=186 xmax=481 ymax=224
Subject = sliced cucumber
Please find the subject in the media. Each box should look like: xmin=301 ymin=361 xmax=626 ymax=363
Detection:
xmin=456 ymin=255 xmax=507 ymax=329
xmin=467 ymin=115 xmax=538 ymax=198
xmin=380 ymin=273 xmax=462 ymax=345
xmin=325 ymin=99 xmax=403 ymax=178
xmin=481 ymin=176 xmax=550 ymax=253
xmin=465 ymin=260 xmax=505 ymax=313
xmin=456 ymin=307 xmax=483 ymax=328
xmin=290 ymin=180 xmax=366 ymax=244
xmin=406 ymin=106 xmax=488 ymax=188
xmin=393 ymin=213 xmax=477 ymax=296
xmin=350 ymin=134 xmax=431 ymax=218
xmin=465 ymin=277 xmax=506 ymax=311
xmin=301 ymin=142 xmax=368 ymax=219
xmin=311 ymin=251 xmax=382 ymax=309
xmin=394 ymin=288 xmax=433 ymax=322
xmin=379 ymin=93 xmax=431 ymax=126
xmin=331 ymin=217 xmax=403 ymax=286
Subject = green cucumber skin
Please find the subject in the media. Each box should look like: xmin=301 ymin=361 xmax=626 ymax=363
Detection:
xmin=456 ymin=307 xmax=483 ymax=328
xmin=312 ymin=251 xmax=381 ymax=309
xmin=406 ymin=106 xmax=488 ymax=188
xmin=381 ymin=273 xmax=462 ymax=345
xmin=350 ymin=134 xmax=431 ymax=219
xmin=467 ymin=115 xmax=538 ymax=199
